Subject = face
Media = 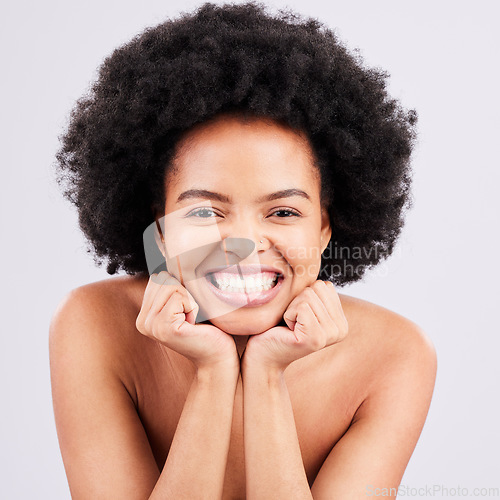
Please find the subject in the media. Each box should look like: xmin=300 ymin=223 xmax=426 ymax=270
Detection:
xmin=156 ymin=114 xmax=331 ymax=335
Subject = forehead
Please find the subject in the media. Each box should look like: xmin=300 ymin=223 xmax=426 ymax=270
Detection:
xmin=166 ymin=115 xmax=320 ymax=194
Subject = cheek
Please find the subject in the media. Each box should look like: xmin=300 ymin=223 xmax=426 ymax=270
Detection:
xmin=161 ymin=226 xmax=218 ymax=283
xmin=285 ymin=244 xmax=323 ymax=283
xmin=164 ymin=221 xmax=219 ymax=254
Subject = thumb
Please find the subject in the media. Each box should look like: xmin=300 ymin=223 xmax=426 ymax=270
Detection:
xmin=184 ymin=289 xmax=199 ymax=325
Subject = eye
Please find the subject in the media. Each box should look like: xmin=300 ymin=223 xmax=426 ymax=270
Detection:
xmin=270 ymin=208 xmax=301 ymax=218
xmin=185 ymin=207 xmax=219 ymax=218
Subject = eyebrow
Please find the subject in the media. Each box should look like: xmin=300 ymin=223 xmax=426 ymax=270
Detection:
xmin=176 ymin=188 xmax=311 ymax=204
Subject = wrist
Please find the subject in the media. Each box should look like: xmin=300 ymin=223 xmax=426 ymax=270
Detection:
xmin=241 ymin=340 xmax=288 ymax=377
xmin=195 ymin=360 xmax=240 ymax=385
xmin=241 ymin=355 xmax=286 ymax=382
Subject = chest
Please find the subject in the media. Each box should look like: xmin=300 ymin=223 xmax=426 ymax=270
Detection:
xmin=132 ymin=344 xmax=363 ymax=499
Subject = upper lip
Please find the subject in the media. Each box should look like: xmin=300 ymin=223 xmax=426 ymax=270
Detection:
xmin=204 ymin=264 xmax=283 ymax=276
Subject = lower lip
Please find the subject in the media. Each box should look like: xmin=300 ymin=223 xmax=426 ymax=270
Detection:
xmin=204 ymin=275 xmax=284 ymax=307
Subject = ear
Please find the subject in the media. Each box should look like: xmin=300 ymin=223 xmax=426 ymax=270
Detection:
xmin=153 ymin=212 xmax=167 ymax=258
xmin=320 ymin=206 xmax=332 ymax=255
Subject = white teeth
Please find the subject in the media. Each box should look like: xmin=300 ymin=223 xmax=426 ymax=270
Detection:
xmin=209 ymin=272 xmax=278 ymax=293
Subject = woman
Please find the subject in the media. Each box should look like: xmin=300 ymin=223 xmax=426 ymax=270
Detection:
xmin=50 ymin=3 xmax=437 ymax=498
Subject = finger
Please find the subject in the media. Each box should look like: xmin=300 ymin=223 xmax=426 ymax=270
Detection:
xmin=283 ymin=293 xmax=302 ymax=329
xmin=145 ymin=272 xmax=198 ymax=318
xmin=158 ymin=291 xmax=204 ymax=340
xmin=283 ymin=287 xmax=328 ymax=329
xmin=312 ymin=280 xmax=348 ymax=336
xmin=150 ymin=291 xmax=192 ymax=341
xmin=141 ymin=271 xmax=173 ymax=315
xmin=304 ymin=287 xmax=345 ymax=346
xmin=284 ymin=285 xmax=344 ymax=348
xmin=137 ymin=273 xmax=169 ymax=332
xmin=146 ymin=283 xmax=195 ymax=330
xmin=156 ymin=271 xmax=199 ymax=318
xmin=293 ymin=302 xmax=320 ymax=345
xmin=150 ymin=270 xmax=177 ymax=286
xmin=300 ymin=287 xmax=332 ymax=328
xmin=296 ymin=301 xmax=338 ymax=352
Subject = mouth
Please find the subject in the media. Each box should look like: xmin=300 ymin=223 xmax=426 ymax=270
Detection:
xmin=203 ymin=265 xmax=284 ymax=307
xmin=207 ymin=270 xmax=281 ymax=292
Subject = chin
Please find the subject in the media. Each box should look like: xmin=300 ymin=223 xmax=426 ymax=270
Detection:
xmin=207 ymin=309 xmax=283 ymax=336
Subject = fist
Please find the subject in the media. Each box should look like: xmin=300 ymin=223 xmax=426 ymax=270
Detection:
xmin=136 ymin=271 xmax=239 ymax=371
xmin=244 ymin=280 xmax=349 ymax=371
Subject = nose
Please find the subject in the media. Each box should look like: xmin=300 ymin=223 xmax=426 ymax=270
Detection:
xmin=221 ymin=237 xmax=257 ymax=262
xmin=219 ymin=213 xmax=269 ymax=259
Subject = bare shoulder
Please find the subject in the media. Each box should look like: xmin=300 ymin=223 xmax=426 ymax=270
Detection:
xmin=50 ymin=274 xmax=147 ymax=331
xmin=337 ymin=292 xmax=437 ymax=385
xmin=49 ymin=274 xmax=149 ymax=379
xmin=51 ymin=273 xmax=146 ymax=312
xmin=309 ymin=294 xmax=437 ymax=496
xmin=48 ymin=275 xmax=161 ymax=497
xmin=331 ymin=292 xmax=438 ymax=457
xmin=338 ymin=292 xmax=436 ymax=350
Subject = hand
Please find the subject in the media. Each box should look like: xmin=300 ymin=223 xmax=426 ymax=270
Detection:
xmin=136 ymin=271 xmax=239 ymax=372
xmin=243 ymin=280 xmax=349 ymax=372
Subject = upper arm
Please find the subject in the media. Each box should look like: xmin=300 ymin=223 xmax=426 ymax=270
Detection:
xmin=49 ymin=287 xmax=160 ymax=500
xmin=311 ymin=321 xmax=437 ymax=499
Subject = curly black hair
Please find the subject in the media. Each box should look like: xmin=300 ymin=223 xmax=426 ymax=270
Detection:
xmin=55 ymin=1 xmax=417 ymax=286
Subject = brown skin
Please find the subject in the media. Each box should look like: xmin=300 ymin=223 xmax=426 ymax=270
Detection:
xmin=156 ymin=115 xmax=333 ymax=345
xmin=49 ymin=116 xmax=437 ymax=499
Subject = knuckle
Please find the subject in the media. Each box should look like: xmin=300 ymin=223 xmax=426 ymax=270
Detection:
xmin=144 ymin=313 xmax=152 ymax=330
xmin=171 ymin=289 xmax=184 ymax=302
xmin=298 ymin=301 xmax=310 ymax=312
xmin=152 ymin=270 xmax=172 ymax=285
xmin=150 ymin=318 xmax=166 ymax=339
xmin=171 ymin=318 xmax=184 ymax=335
xmin=341 ymin=318 xmax=349 ymax=335
xmin=338 ymin=317 xmax=349 ymax=338
xmin=332 ymin=322 xmax=348 ymax=343
xmin=309 ymin=334 xmax=325 ymax=351
xmin=313 ymin=280 xmax=327 ymax=290
xmin=135 ymin=315 xmax=144 ymax=332
xmin=330 ymin=324 xmax=340 ymax=343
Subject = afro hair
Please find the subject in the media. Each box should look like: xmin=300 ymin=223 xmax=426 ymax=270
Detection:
xmin=55 ymin=1 xmax=417 ymax=286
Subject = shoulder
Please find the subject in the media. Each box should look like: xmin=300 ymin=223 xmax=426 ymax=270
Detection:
xmin=48 ymin=275 xmax=161 ymax=497
xmin=310 ymin=294 xmax=437 ymax=495
xmin=51 ymin=273 xmax=146 ymax=310
xmin=49 ymin=275 xmax=149 ymax=381
xmin=337 ymin=292 xmax=437 ymax=393
xmin=50 ymin=274 xmax=147 ymax=332
xmin=338 ymin=292 xmax=436 ymax=357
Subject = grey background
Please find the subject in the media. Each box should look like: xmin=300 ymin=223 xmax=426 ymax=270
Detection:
xmin=1 ymin=0 xmax=499 ymax=498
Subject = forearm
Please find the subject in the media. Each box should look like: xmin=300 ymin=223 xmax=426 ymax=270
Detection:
xmin=242 ymin=364 xmax=313 ymax=500
xmin=149 ymin=365 xmax=239 ymax=499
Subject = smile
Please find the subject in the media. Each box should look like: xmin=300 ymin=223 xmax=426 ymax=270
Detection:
xmin=203 ymin=266 xmax=284 ymax=307
xmin=207 ymin=271 xmax=280 ymax=293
